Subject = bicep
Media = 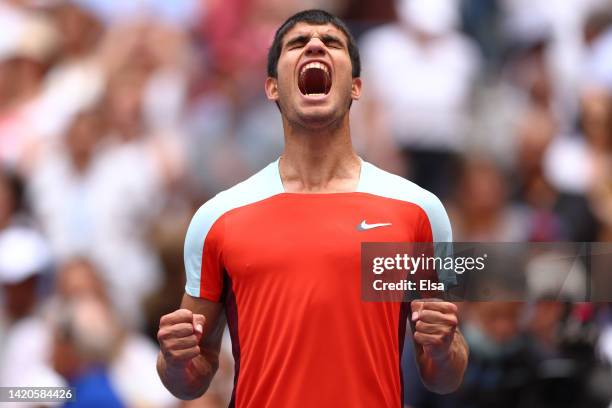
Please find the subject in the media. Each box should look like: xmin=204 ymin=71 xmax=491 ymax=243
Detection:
xmin=181 ymin=294 xmax=225 ymax=356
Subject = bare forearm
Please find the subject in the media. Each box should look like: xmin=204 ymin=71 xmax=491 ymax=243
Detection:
xmin=156 ymin=351 xmax=218 ymax=400
xmin=416 ymin=329 xmax=468 ymax=394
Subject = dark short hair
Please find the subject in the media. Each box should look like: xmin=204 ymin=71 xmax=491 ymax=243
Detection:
xmin=267 ymin=9 xmax=361 ymax=79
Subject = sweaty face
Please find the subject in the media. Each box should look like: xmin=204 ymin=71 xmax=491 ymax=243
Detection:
xmin=266 ymin=23 xmax=361 ymax=129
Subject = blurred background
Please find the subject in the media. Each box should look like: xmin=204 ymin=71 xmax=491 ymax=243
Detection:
xmin=0 ymin=0 xmax=611 ymax=407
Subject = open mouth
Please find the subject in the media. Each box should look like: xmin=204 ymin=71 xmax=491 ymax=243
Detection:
xmin=298 ymin=62 xmax=332 ymax=97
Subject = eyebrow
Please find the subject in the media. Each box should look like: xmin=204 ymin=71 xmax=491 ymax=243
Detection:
xmin=284 ymin=33 xmax=346 ymax=49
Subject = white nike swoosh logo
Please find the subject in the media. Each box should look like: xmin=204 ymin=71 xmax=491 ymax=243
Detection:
xmin=356 ymin=220 xmax=392 ymax=231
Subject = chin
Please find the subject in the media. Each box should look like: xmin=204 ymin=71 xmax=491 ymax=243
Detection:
xmin=295 ymin=108 xmax=341 ymax=129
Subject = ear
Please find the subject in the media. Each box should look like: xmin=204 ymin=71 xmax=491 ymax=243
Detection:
xmin=351 ymin=77 xmax=362 ymax=101
xmin=265 ymin=77 xmax=279 ymax=101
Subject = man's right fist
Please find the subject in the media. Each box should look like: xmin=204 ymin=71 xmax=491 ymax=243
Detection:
xmin=158 ymin=309 xmax=206 ymax=368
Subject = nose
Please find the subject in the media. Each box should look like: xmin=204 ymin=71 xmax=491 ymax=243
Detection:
xmin=305 ymin=38 xmax=326 ymax=57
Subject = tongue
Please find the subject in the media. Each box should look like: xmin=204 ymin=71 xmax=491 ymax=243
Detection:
xmin=299 ymin=68 xmax=331 ymax=95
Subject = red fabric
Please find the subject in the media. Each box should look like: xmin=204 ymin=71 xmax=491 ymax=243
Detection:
xmin=198 ymin=192 xmax=434 ymax=407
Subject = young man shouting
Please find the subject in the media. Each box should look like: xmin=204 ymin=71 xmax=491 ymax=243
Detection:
xmin=157 ymin=9 xmax=468 ymax=407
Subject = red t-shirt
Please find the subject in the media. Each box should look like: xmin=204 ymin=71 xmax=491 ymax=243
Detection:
xmin=184 ymin=159 xmax=452 ymax=407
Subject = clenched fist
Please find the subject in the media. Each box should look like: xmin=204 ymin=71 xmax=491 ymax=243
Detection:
xmin=158 ymin=309 xmax=206 ymax=368
xmin=411 ymin=299 xmax=458 ymax=360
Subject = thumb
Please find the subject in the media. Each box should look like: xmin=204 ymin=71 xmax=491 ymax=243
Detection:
xmin=192 ymin=314 xmax=206 ymax=339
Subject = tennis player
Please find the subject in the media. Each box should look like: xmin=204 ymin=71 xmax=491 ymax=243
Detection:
xmin=157 ymin=9 xmax=468 ymax=407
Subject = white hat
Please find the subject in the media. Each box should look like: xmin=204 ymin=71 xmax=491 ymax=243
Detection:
xmin=397 ymin=0 xmax=459 ymax=36
xmin=0 ymin=227 xmax=52 ymax=284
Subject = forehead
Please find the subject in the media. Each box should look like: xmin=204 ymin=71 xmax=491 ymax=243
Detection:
xmin=282 ymin=22 xmax=348 ymax=45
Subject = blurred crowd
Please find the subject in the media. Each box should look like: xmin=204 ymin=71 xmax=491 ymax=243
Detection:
xmin=0 ymin=0 xmax=611 ymax=407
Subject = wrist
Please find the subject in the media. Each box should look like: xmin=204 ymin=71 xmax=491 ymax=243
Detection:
xmin=425 ymin=333 xmax=457 ymax=363
xmin=429 ymin=346 xmax=453 ymax=363
xmin=159 ymin=352 xmax=189 ymax=377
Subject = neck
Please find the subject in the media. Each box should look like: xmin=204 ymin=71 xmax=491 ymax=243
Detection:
xmin=280 ymin=115 xmax=360 ymax=193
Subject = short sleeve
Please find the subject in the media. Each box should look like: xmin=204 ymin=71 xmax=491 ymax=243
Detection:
xmin=426 ymin=195 xmax=452 ymax=244
xmin=184 ymin=203 xmax=226 ymax=301
xmin=419 ymin=194 xmax=456 ymax=288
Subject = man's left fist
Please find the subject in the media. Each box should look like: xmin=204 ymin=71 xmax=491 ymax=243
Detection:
xmin=411 ymin=299 xmax=458 ymax=360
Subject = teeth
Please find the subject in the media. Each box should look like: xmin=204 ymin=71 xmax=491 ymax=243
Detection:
xmin=306 ymin=93 xmax=325 ymax=96
xmin=300 ymin=62 xmax=329 ymax=76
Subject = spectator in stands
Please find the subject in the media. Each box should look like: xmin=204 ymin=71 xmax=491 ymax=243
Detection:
xmin=51 ymin=295 xmax=124 ymax=408
xmin=0 ymin=226 xmax=63 ymax=391
xmin=359 ymin=0 xmax=480 ymax=198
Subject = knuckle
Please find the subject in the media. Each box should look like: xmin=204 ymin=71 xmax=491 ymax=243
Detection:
xmin=176 ymin=309 xmax=192 ymax=320
xmin=159 ymin=314 xmax=170 ymax=326
xmin=181 ymin=323 xmax=196 ymax=336
xmin=180 ymin=337 xmax=195 ymax=348
xmin=169 ymin=349 xmax=187 ymax=362
xmin=171 ymin=324 xmax=186 ymax=336
xmin=160 ymin=326 xmax=179 ymax=340
xmin=171 ymin=324 xmax=190 ymax=338
xmin=157 ymin=329 xmax=169 ymax=341
xmin=168 ymin=348 xmax=179 ymax=359
xmin=181 ymin=348 xmax=198 ymax=361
